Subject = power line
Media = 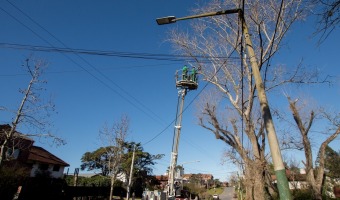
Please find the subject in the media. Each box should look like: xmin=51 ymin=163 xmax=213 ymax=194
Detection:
xmin=2 ymin=1 xmax=242 ymax=148
xmin=0 ymin=63 xmax=178 ymax=77
xmin=0 ymin=42 xmax=241 ymax=63
xmin=1 ymin=2 xmax=167 ymax=126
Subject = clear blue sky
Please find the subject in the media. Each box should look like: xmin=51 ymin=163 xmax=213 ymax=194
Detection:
xmin=1 ymin=1 xmax=339 ymax=182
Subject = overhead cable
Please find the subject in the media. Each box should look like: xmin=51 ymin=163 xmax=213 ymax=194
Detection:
xmin=0 ymin=42 xmax=241 ymax=63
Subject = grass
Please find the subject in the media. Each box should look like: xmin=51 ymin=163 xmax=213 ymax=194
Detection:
xmin=206 ymin=187 xmax=224 ymax=195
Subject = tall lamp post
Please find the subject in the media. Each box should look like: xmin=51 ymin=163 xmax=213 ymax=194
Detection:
xmin=156 ymin=9 xmax=292 ymax=200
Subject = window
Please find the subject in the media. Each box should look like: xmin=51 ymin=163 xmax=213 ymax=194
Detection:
xmin=39 ymin=164 xmax=49 ymax=171
xmin=12 ymin=149 xmax=20 ymax=159
xmin=53 ymin=165 xmax=60 ymax=172
xmin=5 ymin=148 xmax=20 ymax=159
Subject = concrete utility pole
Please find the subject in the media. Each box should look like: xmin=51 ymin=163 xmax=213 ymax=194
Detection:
xmin=239 ymin=11 xmax=291 ymax=200
xmin=156 ymin=8 xmax=292 ymax=200
xmin=126 ymin=146 xmax=136 ymax=200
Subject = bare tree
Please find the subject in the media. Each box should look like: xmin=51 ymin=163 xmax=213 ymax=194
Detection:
xmin=0 ymin=58 xmax=64 ymax=166
xmin=312 ymin=0 xmax=340 ymax=44
xmin=166 ymin=0 xmax=319 ymax=199
xmin=98 ymin=115 xmax=129 ymax=200
xmin=286 ymin=96 xmax=340 ymax=199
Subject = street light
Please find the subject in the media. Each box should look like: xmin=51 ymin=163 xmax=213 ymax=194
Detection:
xmin=156 ymin=9 xmax=292 ymax=200
xmin=156 ymin=16 xmax=176 ymax=25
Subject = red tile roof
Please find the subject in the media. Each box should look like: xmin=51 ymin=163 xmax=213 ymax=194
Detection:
xmin=155 ymin=175 xmax=168 ymax=181
xmin=271 ymin=169 xmax=307 ymax=181
xmin=28 ymin=146 xmax=69 ymax=166
xmin=182 ymin=174 xmax=213 ymax=180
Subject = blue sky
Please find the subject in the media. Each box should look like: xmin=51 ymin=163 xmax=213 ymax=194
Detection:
xmin=1 ymin=1 xmax=339 ymax=182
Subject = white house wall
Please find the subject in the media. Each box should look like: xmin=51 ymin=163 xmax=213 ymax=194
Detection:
xmin=30 ymin=163 xmax=65 ymax=178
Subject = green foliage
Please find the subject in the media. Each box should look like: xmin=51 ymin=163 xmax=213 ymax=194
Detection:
xmin=65 ymin=175 xmax=121 ymax=187
xmin=0 ymin=166 xmax=28 ymax=200
xmin=131 ymin=175 xmax=159 ymax=197
xmin=184 ymin=182 xmax=203 ymax=194
xmin=21 ymin=177 xmax=66 ymax=200
xmin=80 ymin=147 xmax=114 ymax=176
xmin=0 ymin=166 xmax=67 ymax=200
xmin=213 ymin=179 xmax=222 ymax=188
xmin=132 ymin=143 xmax=163 ymax=194
xmin=325 ymin=145 xmax=340 ymax=178
xmin=80 ymin=141 xmax=163 ymax=198
xmin=80 ymin=142 xmax=164 ymax=179
xmin=206 ymin=187 xmax=224 ymax=195
xmin=199 ymin=188 xmax=225 ymax=200
xmin=291 ymin=189 xmax=315 ymax=200
xmin=189 ymin=173 xmax=203 ymax=185
xmin=272 ymin=188 xmax=340 ymax=200
xmin=322 ymin=180 xmax=340 ymax=200
xmin=121 ymin=142 xmax=164 ymax=176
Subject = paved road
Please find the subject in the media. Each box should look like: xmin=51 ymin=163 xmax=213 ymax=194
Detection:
xmin=219 ymin=187 xmax=235 ymax=200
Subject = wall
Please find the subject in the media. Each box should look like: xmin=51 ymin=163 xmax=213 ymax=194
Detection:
xmin=30 ymin=163 xmax=65 ymax=178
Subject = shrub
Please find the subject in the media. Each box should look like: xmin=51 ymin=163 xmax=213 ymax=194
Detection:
xmin=291 ymin=189 xmax=314 ymax=200
xmin=0 ymin=166 xmax=28 ymax=200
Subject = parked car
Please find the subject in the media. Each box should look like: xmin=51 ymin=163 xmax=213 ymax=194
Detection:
xmin=213 ymin=194 xmax=219 ymax=200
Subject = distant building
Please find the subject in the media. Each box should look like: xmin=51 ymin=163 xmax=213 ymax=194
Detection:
xmin=0 ymin=124 xmax=69 ymax=178
xmin=154 ymin=175 xmax=169 ymax=190
xmin=154 ymin=173 xmax=214 ymax=190
xmin=182 ymin=173 xmax=214 ymax=186
xmin=271 ymin=169 xmax=308 ymax=190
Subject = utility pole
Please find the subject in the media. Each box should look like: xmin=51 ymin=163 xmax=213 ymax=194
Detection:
xmin=168 ymin=68 xmax=198 ymax=198
xmin=126 ymin=146 xmax=136 ymax=200
xmin=157 ymin=9 xmax=292 ymax=200
xmin=239 ymin=10 xmax=291 ymax=199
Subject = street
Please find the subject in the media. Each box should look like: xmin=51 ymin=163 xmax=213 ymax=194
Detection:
xmin=219 ymin=187 xmax=235 ymax=200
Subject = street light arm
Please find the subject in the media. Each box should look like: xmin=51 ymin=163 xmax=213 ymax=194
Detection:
xmin=176 ymin=9 xmax=241 ymax=22
xmin=156 ymin=9 xmax=241 ymax=25
xmin=179 ymin=160 xmax=200 ymax=167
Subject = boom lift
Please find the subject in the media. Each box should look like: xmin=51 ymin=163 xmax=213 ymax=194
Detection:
xmin=168 ymin=65 xmax=198 ymax=199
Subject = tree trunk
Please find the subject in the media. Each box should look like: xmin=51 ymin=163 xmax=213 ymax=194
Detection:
xmin=312 ymin=183 xmax=322 ymax=200
xmin=305 ymin=165 xmax=324 ymax=200
xmin=109 ymin=174 xmax=116 ymax=200
xmin=0 ymin=76 xmax=33 ymax=166
xmin=243 ymin=160 xmax=267 ymax=200
xmin=0 ymin=137 xmax=8 ymax=166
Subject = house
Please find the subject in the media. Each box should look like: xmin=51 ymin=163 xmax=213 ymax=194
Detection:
xmin=27 ymin=146 xmax=69 ymax=178
xmin=271 ymin=169 xmax=308 ymax=190
xmin=0 ymin=124 xmax=69 ymax=178
xmin=182 ymin=173 xmax=214 ymax=186
xmin=0 ymin=125 xmax=34 ymax=162
xmin=155 ymin=175 xmax=169 ymax=190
